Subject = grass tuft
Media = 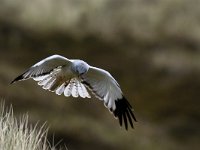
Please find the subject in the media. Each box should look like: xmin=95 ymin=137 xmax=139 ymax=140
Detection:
xmin=0 ymin=101 xmax=62 ymax=150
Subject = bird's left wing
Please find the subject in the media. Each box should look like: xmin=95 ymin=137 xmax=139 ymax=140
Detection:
xmin=81 ymin=66 xmax=136 ymax=130
xmin=11 ymin=55 xmax=72 ymax=83
xmin=11 ymin=55 xmax=91 ymax=98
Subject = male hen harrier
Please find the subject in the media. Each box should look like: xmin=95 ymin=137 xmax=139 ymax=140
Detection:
xmin=11 ymin=55 xmax=137 ymax=130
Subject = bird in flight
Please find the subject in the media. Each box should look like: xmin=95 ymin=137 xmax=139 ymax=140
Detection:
xmin=11 ymin=55 xmax=137 ymax=130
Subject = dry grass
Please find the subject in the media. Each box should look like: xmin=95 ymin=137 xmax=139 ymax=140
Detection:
xmin=0 ymin=0 xmax=199 ymax=149
xmin=0 ymin=101 xmax=62 ymax=150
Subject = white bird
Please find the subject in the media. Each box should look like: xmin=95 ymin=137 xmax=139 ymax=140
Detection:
xmin=11 ymin=54 xmax=136 ymax=130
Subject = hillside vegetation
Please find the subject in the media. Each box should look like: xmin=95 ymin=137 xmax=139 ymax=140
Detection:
xmin=0 ymin=102 xmax=63 ymax=150
xmin=0 ymin=0 xmax=199 ymax=150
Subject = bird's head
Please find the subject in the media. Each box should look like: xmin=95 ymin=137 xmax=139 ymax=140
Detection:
xmin=72 ymin=60 xmax=89 ymax=75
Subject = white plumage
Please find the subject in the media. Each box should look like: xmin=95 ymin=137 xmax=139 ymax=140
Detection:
xmin=11 ymin=54 xmax=136 ymax=130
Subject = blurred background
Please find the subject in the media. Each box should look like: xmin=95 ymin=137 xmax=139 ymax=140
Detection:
xmin=0 ymin=0 xmax=200 ymax=149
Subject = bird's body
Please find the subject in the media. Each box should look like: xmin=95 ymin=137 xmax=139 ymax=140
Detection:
xmin=11 ymin=54 xmax=136 ymax=130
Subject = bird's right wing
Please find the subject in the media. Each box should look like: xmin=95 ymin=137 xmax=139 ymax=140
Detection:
xmin=81 ymin=66 xmax=122 ymax=110
xmin=81 ymin=66 xmax=136 ymax=130
xmin=11 ymin=55 xmax=72 ymax=83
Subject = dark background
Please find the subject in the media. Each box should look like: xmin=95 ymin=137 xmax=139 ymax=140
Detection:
xmin=0 ymin=0 xmax=199 ymax=150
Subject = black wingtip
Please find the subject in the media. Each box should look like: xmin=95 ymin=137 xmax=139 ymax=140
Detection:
xmin=10 ymin=74 xmax=24 ymax=84
xmin=114 ymin=96 xmax=137 ymax=130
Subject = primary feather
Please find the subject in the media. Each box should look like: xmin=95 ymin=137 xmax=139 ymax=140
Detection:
xmin=11 ymin=54 xmax=137 ymax=130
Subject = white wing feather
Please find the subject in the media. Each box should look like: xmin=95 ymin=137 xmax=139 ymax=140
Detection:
xmin=81 ymin=66 xmax=123 ymax=111
xmin=81 ymin=66 xmax=136 ymax=130
xmin=11 ymin=55 xmax=72 ymax=83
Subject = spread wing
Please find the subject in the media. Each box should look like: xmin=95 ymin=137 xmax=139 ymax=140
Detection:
xmin=11 ymin=55 xmax=72 ymax=83
xmin=11 ymin=55 xmax=136 ymax=130
xmin=81 ymin=66 xmax=137 ymax=130
xmin=11 ymin=54 xmax=91 ymax=98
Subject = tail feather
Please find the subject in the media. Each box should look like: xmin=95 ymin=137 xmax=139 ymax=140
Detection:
xmin=56 ymin=83 xmax=66 ymax=95
xmin=71 ymin=81 xmax=79 ymax=97
xmin=64 ymin=80 xmax=74 ymax=97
